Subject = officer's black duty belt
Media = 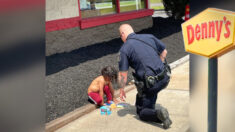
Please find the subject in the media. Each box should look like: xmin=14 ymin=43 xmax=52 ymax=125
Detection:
xmin=146 ymin=69 xmax=167 ymax=82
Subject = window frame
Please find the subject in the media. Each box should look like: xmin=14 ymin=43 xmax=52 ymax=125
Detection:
xmin=46 ymin=0 xmax=152 ymax=32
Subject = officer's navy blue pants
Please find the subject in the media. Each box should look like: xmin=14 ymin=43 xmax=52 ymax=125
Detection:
xmin=135 ymin=75 xmax=169 ymax=122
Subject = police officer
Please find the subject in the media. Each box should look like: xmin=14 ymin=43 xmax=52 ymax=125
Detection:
xmin=117 ymin=24 xmax=172 ymax=129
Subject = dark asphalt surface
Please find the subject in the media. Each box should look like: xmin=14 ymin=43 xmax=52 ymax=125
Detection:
xmin=46 ymin=17 xmax=188 ymax=122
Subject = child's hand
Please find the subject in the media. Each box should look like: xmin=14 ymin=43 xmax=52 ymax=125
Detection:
xmin=100 ymin=102 xmax=106 ymax=106
xmin=113 ymin=98 xmax=119 ymax=104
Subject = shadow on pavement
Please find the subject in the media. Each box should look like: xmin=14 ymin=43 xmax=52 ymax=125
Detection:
xmin=46 ymin=38 xmax=122 ymax=75
xmin=46 ymin=17 xmax=184 ymax=76
xmin=117 ymin=103 xmax=137 ymax=117
xmin=117 ymin=103 xmax=166 ymax=129
xmin=140 ymin=17 xmax=184 ymax=39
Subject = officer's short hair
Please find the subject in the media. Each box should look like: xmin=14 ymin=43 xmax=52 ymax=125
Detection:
xmin=101 ymin=66 xmax=117 ymax=83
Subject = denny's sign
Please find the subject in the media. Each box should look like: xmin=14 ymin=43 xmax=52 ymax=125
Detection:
xmin=182 ymin=8 xmax=235 ymax=58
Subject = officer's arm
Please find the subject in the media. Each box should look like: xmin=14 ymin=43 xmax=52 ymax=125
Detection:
xmin=160 ymin=49 xmax=167 ymax=62
xmin=109 ymin=83 xmax=118 ymax=103
xmin=118 ymin=71 xmax=128 ymax=101
xmin=118 ymin=49 xmax=129 ymax=101
xmin=152 ymin=35 xmax=166 ymax=54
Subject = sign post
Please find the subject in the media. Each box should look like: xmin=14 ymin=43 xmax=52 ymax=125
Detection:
xmin=208 ymin=58 xmax=217 ymax=132
xmin=181 ymin=8 xmax=235 ymax=132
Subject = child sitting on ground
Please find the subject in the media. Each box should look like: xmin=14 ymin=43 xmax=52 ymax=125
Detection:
xmin=87 ymin=66 xmax=118 ymax=106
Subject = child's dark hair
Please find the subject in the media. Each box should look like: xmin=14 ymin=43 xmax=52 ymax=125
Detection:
xmin=101 ymin=66 xmax=118 ymax=83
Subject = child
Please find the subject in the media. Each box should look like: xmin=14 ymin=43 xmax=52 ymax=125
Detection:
xmin=87 ymin=66 xmax=118 ymax=106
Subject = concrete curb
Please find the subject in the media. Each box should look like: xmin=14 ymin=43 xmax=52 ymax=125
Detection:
xmin=45 ymin=55 xmax=189 ymax=132
xmin=46 ymin=104 xmax=96 ymax=132
xmin=169 ymin=55 xmax=189 ymax=70
xmin=179 ymin=125 xmax=190 ymax=132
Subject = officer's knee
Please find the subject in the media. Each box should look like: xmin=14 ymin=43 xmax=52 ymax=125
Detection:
xmin=138 ymin=111 xmax=148 ymax=121
xmin=136 ymin=105 xmax=142 ymax=115
xmin=138 ymin=109 xmax=147 ymax=121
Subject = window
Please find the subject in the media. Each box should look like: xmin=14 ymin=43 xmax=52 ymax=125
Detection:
xmin=120 ymin=0 xmax=145 ymax=12
xmin=80 ymin=0 xmax=117 ymax=18
xmin=46 ymin=0 xmax=79 ymax=21
xmin=149 ymin=0 xmax=164 ymax=10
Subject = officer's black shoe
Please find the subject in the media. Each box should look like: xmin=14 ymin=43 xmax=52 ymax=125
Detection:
xmin=156 ymin=107 xmax=172 ymax=129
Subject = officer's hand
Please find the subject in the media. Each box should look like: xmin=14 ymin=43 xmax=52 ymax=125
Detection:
xmin=119 ymin=88 xmax=126 ymax=101
xmin=160 ymin=56 xmax=165 ymax=62
xmin=160 ymin=49 xmax=167 ymax=62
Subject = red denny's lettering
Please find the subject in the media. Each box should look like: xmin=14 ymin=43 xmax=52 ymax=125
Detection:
xmin=187 ymin=16 xmax=231 ymax=44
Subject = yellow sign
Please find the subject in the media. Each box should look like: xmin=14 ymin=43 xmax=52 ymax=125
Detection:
xmin=182 ymin=8 xmax=235 ymax=58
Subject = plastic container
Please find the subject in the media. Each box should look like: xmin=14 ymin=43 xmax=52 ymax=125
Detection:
xmin=100 ymin=106 xmax=111 ymax=115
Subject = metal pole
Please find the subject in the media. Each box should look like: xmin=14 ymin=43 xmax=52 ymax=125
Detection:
xmin=208 ymin=58 xmax=218 ymax=132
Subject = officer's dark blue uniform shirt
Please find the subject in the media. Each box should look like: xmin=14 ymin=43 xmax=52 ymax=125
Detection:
xmin=119 ymin=33 xmax=166 ymax=79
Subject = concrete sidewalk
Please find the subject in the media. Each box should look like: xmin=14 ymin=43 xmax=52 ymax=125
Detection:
xmin=56 ymin=59 xmax=189 ymax=132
